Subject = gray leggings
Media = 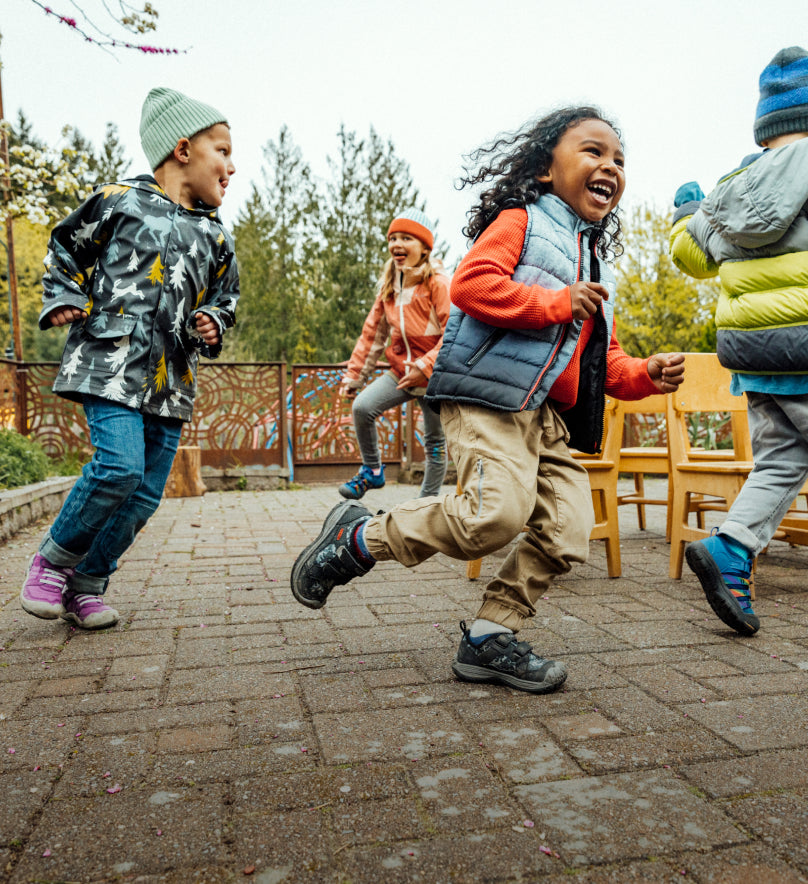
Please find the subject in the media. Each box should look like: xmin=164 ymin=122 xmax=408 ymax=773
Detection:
xmin=352 ymin=371 xmax=447 ymax=497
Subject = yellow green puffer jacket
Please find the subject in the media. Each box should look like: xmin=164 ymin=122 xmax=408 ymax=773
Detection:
xmin=670 ymin=138 xmax=808 ymax=375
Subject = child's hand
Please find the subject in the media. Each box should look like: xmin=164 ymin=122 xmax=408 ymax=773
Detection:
xmin=194 ymin=312 xmax=220 ymax=345
xmin=569 ymin=282 xmax=609 ymax=320
xmin=647 ymin=352 xmax=685 ymax=392
xmin=47 ymin=306 xmax=87 ymax=327
xmin=396 ymin=361 xmax=428 ymax=390
xmin=339 ymin=380 xmax=358 ymax=399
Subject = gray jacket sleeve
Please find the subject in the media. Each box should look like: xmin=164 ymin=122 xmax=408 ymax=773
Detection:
xmin=695 ymin=139 xmax=808 ymax=250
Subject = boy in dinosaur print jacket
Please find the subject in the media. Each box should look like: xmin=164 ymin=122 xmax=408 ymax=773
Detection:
xmin=20 ymin=87 xmax=239 ymax=630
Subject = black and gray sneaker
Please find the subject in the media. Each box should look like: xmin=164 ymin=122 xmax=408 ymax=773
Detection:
xmin=291 ymin=500 xmax=374 ymax=609
xmin=451 ymin=621 xmax=567 ymax=694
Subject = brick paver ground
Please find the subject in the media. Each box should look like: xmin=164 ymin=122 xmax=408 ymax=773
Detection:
xmin=2 ymin=480 xmax=808 ymax=883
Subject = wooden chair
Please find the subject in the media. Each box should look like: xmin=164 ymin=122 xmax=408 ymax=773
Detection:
xmin=667 ymin=353 xmax=754 ymax=579
xmin=616 ymin=394 xmax=670 ymax=534
xmin=465 ymin=396 xmax=624 ymax=579
xmin=572 ymin=396 xmax=623 ymax=577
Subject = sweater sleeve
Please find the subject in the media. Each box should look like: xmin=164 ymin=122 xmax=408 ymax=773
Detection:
xmin=414 ymin=273 xmax=452 ymax=377
xmin=450 ymin=209 xmax=573 ymax=329
xmin=603 ymin=327 xmax=659 ymax=400
xmin=343 ymin=295 xmax=390 ymax=386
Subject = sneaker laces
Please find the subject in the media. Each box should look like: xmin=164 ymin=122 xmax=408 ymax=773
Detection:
xmin=39 ymin=566 xmax=71 ymax=589
xmin=70 ymin=594 xmax=108 ymax=612
xmin=345 ymin=474 xmax=371 ymax=494
xmin=36 ymin=558 xmax=73 ymax=593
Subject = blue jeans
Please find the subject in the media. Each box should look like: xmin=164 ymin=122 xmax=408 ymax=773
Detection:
xmin=39 ymin=396 xmax=183 ymax=594
xmin=722 ymin=391 xmax=808 ymax=556
xmin=352 ymin=371 xmax=447 ymax=497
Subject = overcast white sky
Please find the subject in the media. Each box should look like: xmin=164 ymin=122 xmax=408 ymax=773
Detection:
xmin=2 ymin=0 xmax=806 ymax=263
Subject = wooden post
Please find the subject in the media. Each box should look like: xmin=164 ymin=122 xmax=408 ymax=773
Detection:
xmin=164 ymin=445 xmax=207 ymax=498
xmin=0 ymin=64 xmax=23 ymax=361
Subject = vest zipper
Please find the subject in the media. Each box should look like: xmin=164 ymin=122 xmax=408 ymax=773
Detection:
xmin=517 ymin=231 xmax=585 ymax=411
xmin=588 ymin=230 xmax=606 ymax=450
xmin=398 ymin=271 xmax=413 ymax=367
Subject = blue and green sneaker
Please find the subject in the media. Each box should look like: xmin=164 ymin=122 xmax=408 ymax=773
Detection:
xmin=339 ymin=464 xmax=385 ymax=500
xmin=685 ymin=531 xmax=759 ymax=635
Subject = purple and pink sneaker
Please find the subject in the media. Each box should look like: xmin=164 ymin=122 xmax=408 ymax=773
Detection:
xmin=61 ymin=592 xmax=119 ymax=630
xmin=20 ymin=553 xmax=73 ymax=619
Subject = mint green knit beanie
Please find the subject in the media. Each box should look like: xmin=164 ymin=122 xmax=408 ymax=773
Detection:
xmin=140 ymin=87 xmax=228 ymax=171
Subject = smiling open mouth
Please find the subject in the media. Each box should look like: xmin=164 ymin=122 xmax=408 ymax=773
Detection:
xmin=588 ymin=182 xmax=615 ymax=201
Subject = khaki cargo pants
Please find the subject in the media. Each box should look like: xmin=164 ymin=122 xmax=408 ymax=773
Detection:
xmin=363 ymin=400 xmax=594 ymax=631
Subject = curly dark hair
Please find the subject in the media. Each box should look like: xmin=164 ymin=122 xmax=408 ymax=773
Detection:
xmin=459 ymin=106 xmax=624 ymax=260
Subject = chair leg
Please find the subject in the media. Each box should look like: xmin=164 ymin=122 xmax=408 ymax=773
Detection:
xmin=604 ymin=531 xmax=622 ymax=578
xmin=665 ymin=476 xmax=673 ymax=543
xmin=669 ymin=487 xmax=689 ymax=579
xmin=634 ymin=473 xmax=646 ymax=531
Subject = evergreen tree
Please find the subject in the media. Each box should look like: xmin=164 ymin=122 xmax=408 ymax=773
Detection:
xmin=94 ymin=123 xmax=133 ymax=184
xmin=315 ymin=125 xmax=424 ymax=361
xmin=229 ymin=126 xmax=320 ymax=362
xmin=614 ymin=204 xmax=718 ymax=357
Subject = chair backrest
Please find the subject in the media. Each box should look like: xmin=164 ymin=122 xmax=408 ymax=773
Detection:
xmin=620 ymin=393 xmax=668 ymax=448
xmin=667 ymin=353 xmax=750 ymax=464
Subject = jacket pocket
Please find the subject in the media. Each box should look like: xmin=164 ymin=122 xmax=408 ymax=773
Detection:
xmin=465 ymin=329 xmax=505 ymax=367
xmin=84 ymin=312 xmax=138 ymax=340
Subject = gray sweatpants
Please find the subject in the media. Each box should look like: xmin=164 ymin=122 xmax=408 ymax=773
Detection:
xmin=352 ymin=371 xmax=447 ymax=497
xmin=722 ymin=391 xmax=808 ymax=556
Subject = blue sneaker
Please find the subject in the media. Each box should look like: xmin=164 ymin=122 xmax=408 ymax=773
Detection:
xmin=339 ymin=464 xmax=385 ymax=500
xmin=685 ymin=531 xmax=759 ymax=635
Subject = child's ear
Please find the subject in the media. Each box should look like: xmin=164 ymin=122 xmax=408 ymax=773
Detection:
xmin=536 ymin=170 xmax=552 ymax=185
xmin=173 ymin=138 xmax=192 ymax=165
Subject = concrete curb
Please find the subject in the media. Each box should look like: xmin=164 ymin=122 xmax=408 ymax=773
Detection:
xmin=0 ymin=476 xmax=76 ymax=543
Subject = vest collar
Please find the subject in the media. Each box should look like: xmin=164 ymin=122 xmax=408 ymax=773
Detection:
xmin=535 ymin=193 xmax=598 ymax=237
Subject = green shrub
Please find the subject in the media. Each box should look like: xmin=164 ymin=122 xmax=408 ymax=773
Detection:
xmin=51 ymin=450 xmax=89 ymax=477
xmin=0 ymin=429 xmax=52 ymax=490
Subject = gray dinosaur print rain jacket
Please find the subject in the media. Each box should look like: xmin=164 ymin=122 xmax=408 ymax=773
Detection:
xmin=40 ymin=175 xmax=240 ymax=421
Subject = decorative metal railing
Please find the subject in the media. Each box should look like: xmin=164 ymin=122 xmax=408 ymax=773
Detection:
xmin=0 ymin=359 xmax=426 ymax=475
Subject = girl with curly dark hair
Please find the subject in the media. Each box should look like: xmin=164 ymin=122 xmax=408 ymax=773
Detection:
xmin=460 ymin=105 xmax=624 ymax=258
xmin=291 ymin=106 xmax=685 ymax=696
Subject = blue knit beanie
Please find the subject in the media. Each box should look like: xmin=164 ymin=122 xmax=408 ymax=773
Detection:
xmin=754 ymin=46 xmax=808 ymax=146
xmin=387 ymin=208 xmax=434 ymax=250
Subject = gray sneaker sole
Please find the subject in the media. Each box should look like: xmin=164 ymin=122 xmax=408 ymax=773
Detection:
xmin=451 ymin=660 xmax=568 ymax=694
xmin=19 ymin=591 xmax=64 ymax=619
xmin=60 ymin=609 xmax=120 ymax=630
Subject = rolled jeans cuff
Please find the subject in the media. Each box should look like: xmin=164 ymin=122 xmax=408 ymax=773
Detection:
xmin=39 ymin=532 xmax=86 ymax=569
xmin=70 ymin=571 xmax=110 ymax=596
xmin=39 ymin=533 xmax=110 ymax=595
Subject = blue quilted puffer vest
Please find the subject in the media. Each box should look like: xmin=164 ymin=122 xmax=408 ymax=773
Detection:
xmin=425 ymin=195 xmax=615 ymax=422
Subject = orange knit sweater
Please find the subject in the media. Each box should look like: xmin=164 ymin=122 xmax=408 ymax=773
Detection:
xmin=450 ymin=209 xmax=658 ymax=408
